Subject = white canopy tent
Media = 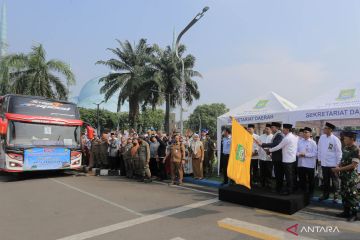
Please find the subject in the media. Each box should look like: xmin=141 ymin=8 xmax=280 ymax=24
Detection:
xmin=289 ymin=84 xmax=360 ymax=128
xmin=216 ymin=92 xmax=298 ymax=175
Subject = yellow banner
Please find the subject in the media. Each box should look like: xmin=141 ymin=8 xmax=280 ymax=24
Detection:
xmin=227 ymin=118 xmax=253 ymax=189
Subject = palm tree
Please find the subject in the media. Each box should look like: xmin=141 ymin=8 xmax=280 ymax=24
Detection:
xmin=0 ymin=54 xmax=25 ymax=95
xmin=0 ymin=57 xmax=10 ymax=95
xmin=96 ymin=39 xmax=155 ymax=130
xmin=151 ymin=44 xmax=201 ymax=134
xmin=7 ymin=44 xmax=75 ymax=100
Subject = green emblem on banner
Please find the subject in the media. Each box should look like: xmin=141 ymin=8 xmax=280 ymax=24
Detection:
xmin=254 ymin=100 xmax=269 ymax=109
xmin=235 ymin=144 xmax=245 ymax=162
xmin=336 ymin=89 xmax=355 ymax=101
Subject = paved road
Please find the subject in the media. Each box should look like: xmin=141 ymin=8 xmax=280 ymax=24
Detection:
xmin=0 ymin=172 xmax=359 ymax=240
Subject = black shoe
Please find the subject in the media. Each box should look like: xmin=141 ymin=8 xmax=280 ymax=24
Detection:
xmin=347 ymin=215 xmax=358 ymax=222
xmin=144 ymin=178 xmax=152 ymax=183
xmin=336 ymin=211 xmax=350 ymax=218
xmin=318 ymin=195 xmax=329 ymax=201
xmin=280 ymin=191 xmax=290 ymax=196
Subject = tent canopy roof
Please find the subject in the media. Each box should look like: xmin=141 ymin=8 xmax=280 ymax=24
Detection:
xmin=296 ymin=84 xmax=360 ymax=110
xmin=218 ymin=92 xmax=297 ymax=125
xmin=290 ymin=84 xmax=360 ymax=124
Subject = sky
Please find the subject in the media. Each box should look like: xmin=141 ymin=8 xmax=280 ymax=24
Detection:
xmin=4 ymin=0 xmax=360 ymax=119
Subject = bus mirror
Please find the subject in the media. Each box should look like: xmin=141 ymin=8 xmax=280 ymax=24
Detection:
xmin=86 ymin=126 xmax=94 ymax=139
xmin=0 ymin=118 xmax=8 ymax=135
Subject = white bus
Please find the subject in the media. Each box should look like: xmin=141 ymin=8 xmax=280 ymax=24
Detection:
xmin=0 ymin=94 xmax=93 ymax=173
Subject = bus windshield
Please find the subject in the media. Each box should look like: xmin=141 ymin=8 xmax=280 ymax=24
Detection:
xmin=8 ymin=121 xmax=80 ymax=148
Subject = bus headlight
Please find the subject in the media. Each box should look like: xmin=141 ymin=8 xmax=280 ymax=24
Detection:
xmin=9 ymin=161 xmax=23 ymax=167
xmin=72 ymin=160 xmax=80 ymax=165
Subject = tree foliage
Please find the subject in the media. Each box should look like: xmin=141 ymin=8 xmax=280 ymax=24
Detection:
xmin=2 ymin=44 xmax=75 ymax=100
xmin=187 ymin=103 xmax=229 ymax=137
xmin=96 ymin=39 xmax=156 ymax=130
xmin=139 ymin=108 xmax=165 ymax=132
xmin=97 ymin=40 xmax=201 ymax=133
xmin=79 ymin=108 xmax=118 ymax=131
xmin=79 ymin=107 xmax=165 ymax=133
xmin=150 ymin=44 xmax=201 ymax=133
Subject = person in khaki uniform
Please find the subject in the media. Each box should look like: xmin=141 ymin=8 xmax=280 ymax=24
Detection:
xmin=190 ymin=134 xmax=205 ymax=179
xmin=90 ymin=136 xmax=101 ymax=168
xmin=99 ymin=132 xmax=110 ymax=169
xmin=138 ymin=137 xmax=152 ymax=182
xmin=131 ymin=138 xmax=141 ymax=178
xmin=123 ymin=138 xmax=134 ymax=178
xmin=169 ymin=135 xmax=186 ymax=185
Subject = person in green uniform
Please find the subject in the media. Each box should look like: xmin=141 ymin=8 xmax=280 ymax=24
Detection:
xmin=205 ymin=132 xmax=216 ymax=178
xmin=123 ymin=138 xmax=134 ymax=178
xmin=138 ymin=136 xmax=152 ymax=183
xmin=99 ymin=132 xmax=110 ymax=169
xmin=90 ymin=136 xmax=101 ymax=168
xmin=332 ymin=131 xmax=359 ymax=222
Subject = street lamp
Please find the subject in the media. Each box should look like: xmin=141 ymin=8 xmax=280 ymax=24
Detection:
xmin=93 ymin=100 xmax=105 ymax=136
xmin=150 ymin=89 xmax=172 ymax=135
xmin=198 ymin=115 xmax=202 ymax=134
xmin=175 ymin=6 xmax=209 ymax=136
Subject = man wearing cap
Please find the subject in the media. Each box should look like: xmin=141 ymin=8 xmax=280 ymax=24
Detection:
xmin=221 ymin=127 xmax=232 ymax=185
xmin=258 ymin=124 xmax=273 ymax=189
xmin=297 ymin=127 xmax=317 ymax=196
xmin=318 ymin=122 xmax=342 ymax=202
xmin=332 ymin=131 xmax=359 ymax=221
xmin=256 ymin=122 xmax=284 ymax=193
xmin=248 ymin=124 xmax=260 ymax=186
xmin=268 ymin=124 xmax=298 ymax=195
xmin=169 ymin=134 xmax=186 ymax=185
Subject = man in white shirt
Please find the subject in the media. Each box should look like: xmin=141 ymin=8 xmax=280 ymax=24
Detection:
xmin=317 ymin=122 xmax=342 ymax=202
xmin=269 ymin=124 xmax=298 ymax=195
xmin=258 ymin=124 xmax=273 ymax=189
xmin=255 ymin=122 xmax=284 ymax=193
xmin=298 ymin=129 xmax=304 ymax=140
xmin=297 ymin=127 xmax=317 ymax=196
xmin=248 ymin=124 xmax=260 ymax=186
xmin=221 ymin=127 xmax=232 ymax=185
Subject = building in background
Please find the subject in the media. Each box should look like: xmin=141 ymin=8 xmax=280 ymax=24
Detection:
xmin=71 ymin=76 xmax=128 ymax=113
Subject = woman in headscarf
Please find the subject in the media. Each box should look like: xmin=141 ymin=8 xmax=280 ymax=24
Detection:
xmin=190 ymin=134 xmax=205 ymax=179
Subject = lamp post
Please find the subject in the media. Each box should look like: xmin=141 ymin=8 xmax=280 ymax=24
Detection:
xmin=198 ymin=115 xmax=202 ymax=134
xmin=150 ymin=89 xmax=172 ymax=135
xmin=175 ymin=6 xmax=209 ymax=136
xmin=93 ymin=100 xmax=105 ymax=136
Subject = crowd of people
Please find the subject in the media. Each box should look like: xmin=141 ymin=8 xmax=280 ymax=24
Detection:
xmin=220 ymin=121 xmax=360 ymax=222
xmin=80 ymin=121 xmax=360 ymax=222
xmin=80 ymin=129 xmax=217 ymax=185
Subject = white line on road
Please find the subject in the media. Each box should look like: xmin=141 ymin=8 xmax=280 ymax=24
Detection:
xmin=218 ymin=218 xmax=317 ymax=240
xmin=153 ymin=180 xmax=218 ymax=196
xmin=170 ymin=237 xmax=186 ymax=240
xmin=57 ymin=198 xmax=219 ymax=240
xmin=50 ymin=178 xmax=143 ymax=216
